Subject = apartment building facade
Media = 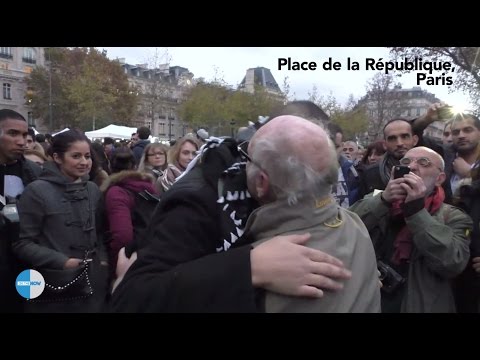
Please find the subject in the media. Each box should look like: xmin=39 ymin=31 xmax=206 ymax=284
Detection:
xmin=120 ymin=60 xmax=195 ymax=142
xmin=361 ymin=86 xmax=444 ymax=142
xmin=0 ymin=47 xmax=46 ymax=131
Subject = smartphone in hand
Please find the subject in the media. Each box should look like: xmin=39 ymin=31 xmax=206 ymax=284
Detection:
xmin=438 ymin=106 xmax=454 ymax=120
xmin=393 ymin=165 xmax=410 ymax=179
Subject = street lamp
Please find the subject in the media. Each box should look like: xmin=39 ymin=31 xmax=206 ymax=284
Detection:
xmin=168 ymin=116 xmax=172 ymax=142
xmin=48 ymin=48 xmax=53 ymax=132
xmin=230 ymin=119 xmax=236 ymax=138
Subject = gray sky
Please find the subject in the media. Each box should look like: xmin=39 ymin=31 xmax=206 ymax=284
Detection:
xmin=101 ymin=47 xmax=473 ymax=111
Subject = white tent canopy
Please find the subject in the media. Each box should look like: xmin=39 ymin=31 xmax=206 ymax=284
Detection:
xmin=85 ymin=124 xmax=137 ymax=140
xmin=52 ymin=128 xmax=70 ymax=136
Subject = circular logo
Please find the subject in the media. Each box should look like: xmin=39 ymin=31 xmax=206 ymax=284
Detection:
xmin=16 ymin=270 xmax=45 ymax=299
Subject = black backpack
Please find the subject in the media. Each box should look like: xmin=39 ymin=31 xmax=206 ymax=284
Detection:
xmin=104 ymin=188 xmax=160 ymax=258
xmin=124 ymin=189 xmax=161 ymax=256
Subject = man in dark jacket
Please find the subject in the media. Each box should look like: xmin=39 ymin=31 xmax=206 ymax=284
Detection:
xmin=0 ymin=109 xmax=42 ymax=312
xmin=109 ymin=137 xmax=352 ymax=312
xmin=359 ymin=118 xmax=419 ymax=199
xmin=131 ymin=126 xmax=151 ymax=165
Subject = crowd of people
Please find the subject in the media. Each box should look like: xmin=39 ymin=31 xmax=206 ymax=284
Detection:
xmin=0 ymin=99 xmax=479 ymax=313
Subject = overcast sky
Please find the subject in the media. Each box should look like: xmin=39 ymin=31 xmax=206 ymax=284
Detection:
xmin=101 ymin=47 xmax=473 ymax=111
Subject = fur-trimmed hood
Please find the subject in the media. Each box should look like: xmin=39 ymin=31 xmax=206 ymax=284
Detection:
xmin=100 ymin=170 xmax=156 ymax=193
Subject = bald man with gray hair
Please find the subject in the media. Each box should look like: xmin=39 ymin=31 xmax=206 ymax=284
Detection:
xmin=351 ymin=146 xmax=472 ymax=313
xmin=244 ymin=115 xmax=381 ymax=313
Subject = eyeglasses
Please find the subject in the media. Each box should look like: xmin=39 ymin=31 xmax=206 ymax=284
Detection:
xmin=237 ymin=142 xmax=265 ymax=171
xmin=237 ymin=141 xmax=251 ymax=162
xmin=400 ymin=157 xmax=443 ymax=171
xmin=342 ymin=147 xmax=355 ymax=152
xmin=147 ymin=152 xmax=165 ymax=157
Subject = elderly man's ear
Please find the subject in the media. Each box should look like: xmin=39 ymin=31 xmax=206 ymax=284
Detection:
xmin=435 ymin=172 xmax=446 ymax=187
xmin=255 ymin=172 xmax=270 ymax=199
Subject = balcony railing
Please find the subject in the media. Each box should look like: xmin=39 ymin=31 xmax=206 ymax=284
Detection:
xmin=22 ymin=57 xmax=36 ymax=64
xmin=0 ymin=53 xmax=13 ymax=59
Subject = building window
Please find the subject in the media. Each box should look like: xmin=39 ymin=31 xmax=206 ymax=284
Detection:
xmin=22 ymin=47 xmax=37 ymax=64
xmin=407 ymin=108 xmax=411 ymax=117
xmin=159 ymin=122 xmax=165 ymax=135
xmin=416 ymin=108 xmax=421 ymax=116
xmin=27 ymin=112 xmax=35 ymax=127
xmin=0 ymin=47 xmax=12 ymax=59
xmin=3 ymin=83 xmax=12 ymax=100
xmin=146 ymin=121 xmax=151 ymax=129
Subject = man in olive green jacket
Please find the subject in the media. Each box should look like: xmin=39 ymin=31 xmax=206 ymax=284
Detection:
xmin=350 ymin=146 xmax=472 ymax=313
xmin=244 ymin=115 xmax=381 ymax=313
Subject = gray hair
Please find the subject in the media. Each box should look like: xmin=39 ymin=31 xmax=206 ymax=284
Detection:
xmin=249 ymin=136 xmax=338 ymax=206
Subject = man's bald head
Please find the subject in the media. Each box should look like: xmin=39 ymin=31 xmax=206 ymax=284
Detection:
xmin=249 ymin=115 xmax=333 ymax=173
xmin=247 ymin=115 xmax=338 ymax=204
xmin=402 ymin=146 xmax=446 ymax=194
xmin=404 ymin=146 xmax=445 ymax=171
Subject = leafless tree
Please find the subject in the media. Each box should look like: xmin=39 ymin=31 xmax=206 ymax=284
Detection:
xmin=363 ymin=72 xmax=408 ymax=141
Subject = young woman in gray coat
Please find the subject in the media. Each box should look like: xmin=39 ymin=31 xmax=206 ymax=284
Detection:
xmin=13 ymin=130 xmax=109 ymax=313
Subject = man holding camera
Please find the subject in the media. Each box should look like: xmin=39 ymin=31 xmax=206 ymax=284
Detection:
xmin=0 ymin=109 xmax=42 ymax=312
xmin=350 ymin=146 xmax=471 ymax=312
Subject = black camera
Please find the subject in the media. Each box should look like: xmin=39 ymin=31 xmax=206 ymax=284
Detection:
xmin=377 ymin=260 xmax=405 ymax=294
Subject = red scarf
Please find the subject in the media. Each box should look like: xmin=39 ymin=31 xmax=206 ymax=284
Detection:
xmin=390 ymin=186 xmax=445 ymax=265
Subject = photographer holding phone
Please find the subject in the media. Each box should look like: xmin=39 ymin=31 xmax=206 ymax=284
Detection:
xmin=350 ymin=146 xmax=471 ymax=312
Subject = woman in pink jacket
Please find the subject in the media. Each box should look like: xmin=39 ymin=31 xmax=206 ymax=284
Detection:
xmin=101 ymin=147 xmax=159 ymax=281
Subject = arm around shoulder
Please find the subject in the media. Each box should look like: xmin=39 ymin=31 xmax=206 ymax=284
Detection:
xmin=109 ymin=245 xmax=257 ymax=313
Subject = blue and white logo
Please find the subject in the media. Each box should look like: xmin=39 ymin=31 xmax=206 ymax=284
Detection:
xmin=16 ymin=270 xmax=45 ymax=299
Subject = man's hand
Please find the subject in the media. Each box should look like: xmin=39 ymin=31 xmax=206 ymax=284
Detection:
xmin=382 ymin=168 xmax=408 ymax=203
xmin=412 ymin=102 xmax=451 ymax=134
xmin=64 ymin=258 xmax=83 ymax=269
xmin=472 ymin=257 xmax=480 ymax=273
xmin=399 ymin=172 xmax=427 ymax=203
xmin=453 ymin=157 xmax=471 ymax=179
xmin=112 ymin=247 xmax=137 ymax=293
xmin=426 ymin=102 xmax=445 ymax=122
xmin=251 ymin=233 xmax=352 ymax=298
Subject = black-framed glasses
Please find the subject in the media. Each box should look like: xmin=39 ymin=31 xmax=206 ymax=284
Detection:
xmin=147 ymin=152 xmax=165 ymax=157
xmin=237 ymin=141 xmax=265 ymax=172
xmin=237 ymin=141 xmax=251 ymax=162
xmin=400 ymin=156 xmax=443 ymax=171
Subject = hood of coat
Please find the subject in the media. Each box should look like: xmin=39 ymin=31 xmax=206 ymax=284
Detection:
xmin=39 ymin=161 xmax=89 ymax=187
xmin=100 ymin=170 xmax=157 ymax=194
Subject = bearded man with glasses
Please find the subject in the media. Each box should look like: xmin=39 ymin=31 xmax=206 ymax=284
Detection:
xmin=350 ymin=146 xmax=472 ymax=313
